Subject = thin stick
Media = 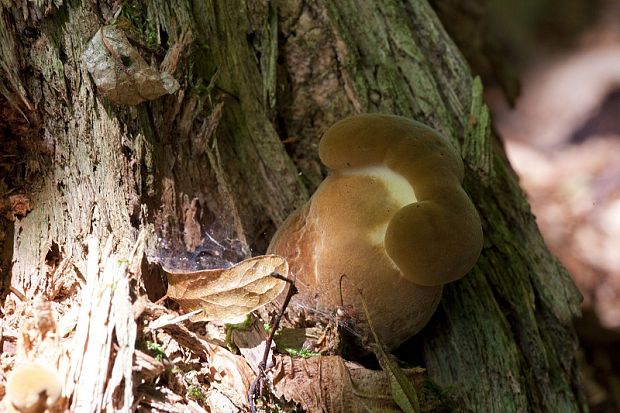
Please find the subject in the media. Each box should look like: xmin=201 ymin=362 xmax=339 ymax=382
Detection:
xmin=9 ymin=285 xmax=27 ymax=301
xmin=248 ymin=272 xmax=297 ymax=413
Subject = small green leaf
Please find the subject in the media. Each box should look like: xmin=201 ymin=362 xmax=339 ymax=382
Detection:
xmin=146 ymin=340 xmax=165 ymax=362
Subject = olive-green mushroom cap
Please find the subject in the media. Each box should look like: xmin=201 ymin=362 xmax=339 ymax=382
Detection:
xmin=319 ymin=114 xmax=483 ymax=287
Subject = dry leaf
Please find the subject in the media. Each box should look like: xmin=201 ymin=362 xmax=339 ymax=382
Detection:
xmin=231 ymin=318 xmax=274 ymax=373
xmin=271 ymin=355 xmax=425 ymax=413
xmin=164 ymin=255 xmax=288 ymax=323
xmin=82 ymin=26 xmax=179 ymax=105
xmin=149 ymin=317 xmax=253 ymax=409
xmin=207 ymin=343 xmax=254 ymax=408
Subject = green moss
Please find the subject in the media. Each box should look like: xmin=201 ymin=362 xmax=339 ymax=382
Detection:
xmin=418 ymin=377 xmax=463 ymax=413
xmin=282 ymin=347 xmax=320 ymax=359
xmin=187 ymin=385 xmax=205 ymax=401
xmin=117 ymin=1 xmax=159 ymax=49
xmin=120 ymin=55 xmax=133 ymax=67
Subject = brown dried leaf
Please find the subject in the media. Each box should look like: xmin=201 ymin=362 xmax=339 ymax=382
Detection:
xmin=207 ymin=343 xmax=254 ymax=408
xmin=164 ymin=255 xmax=288 ymax=323
xmin=271 ymin=355 xmax=425 ymax=413
xmin=82 ymin=26 xmax=179 ymax=105
xmin=150 ymin=319 xmax=253 ymax=409
xmin=231 ymin=318 xmax=272 ymax=373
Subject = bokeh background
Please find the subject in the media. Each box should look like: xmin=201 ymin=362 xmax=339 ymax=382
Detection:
xmin=434 ymin=0 xmax=620 ymax=410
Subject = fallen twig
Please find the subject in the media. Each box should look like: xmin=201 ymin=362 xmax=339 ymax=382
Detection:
xmin=248 ymin=272 xmax=297 ymax=413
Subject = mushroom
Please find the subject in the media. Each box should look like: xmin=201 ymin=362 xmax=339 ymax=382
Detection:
xmin=268 ymin=114 xmax=483 ymax=348
xmin=6 ymin=363 xmax=63 ymax=413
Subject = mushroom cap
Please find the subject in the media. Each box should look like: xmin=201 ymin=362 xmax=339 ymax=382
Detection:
xmin=268 ymin=114 xmax=483 ymax=348
xmin=6 ymin=363 xmax=63 ymax=413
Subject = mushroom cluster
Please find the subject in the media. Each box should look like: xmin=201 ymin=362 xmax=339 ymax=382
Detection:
xmin=268 ymin=114 xmax=483 ymax=348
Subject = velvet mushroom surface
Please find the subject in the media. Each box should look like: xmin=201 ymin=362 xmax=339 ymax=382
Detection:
xmin=268 ymin=114 xmax=484 ymax=349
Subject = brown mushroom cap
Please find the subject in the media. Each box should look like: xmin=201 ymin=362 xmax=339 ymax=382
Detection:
xmin=268 ymin=114 xmax=483 ymax=348
xmin=6 ymin=363 xmax=63 ymax=413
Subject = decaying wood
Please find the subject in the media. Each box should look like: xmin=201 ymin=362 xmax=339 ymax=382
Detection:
xmin=0 ymin=0 xmax=585 ymax=412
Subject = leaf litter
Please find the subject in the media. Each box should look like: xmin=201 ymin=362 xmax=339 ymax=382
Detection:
xmin=1 ymin=229 xmax=451 ymax=413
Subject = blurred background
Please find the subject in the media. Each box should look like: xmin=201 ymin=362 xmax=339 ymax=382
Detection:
xmin=432 ymin=0 xmax=620 ymax=411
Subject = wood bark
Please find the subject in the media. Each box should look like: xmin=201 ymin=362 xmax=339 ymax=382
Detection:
xmin=0 ymin=0 xmax=586 ymax=411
